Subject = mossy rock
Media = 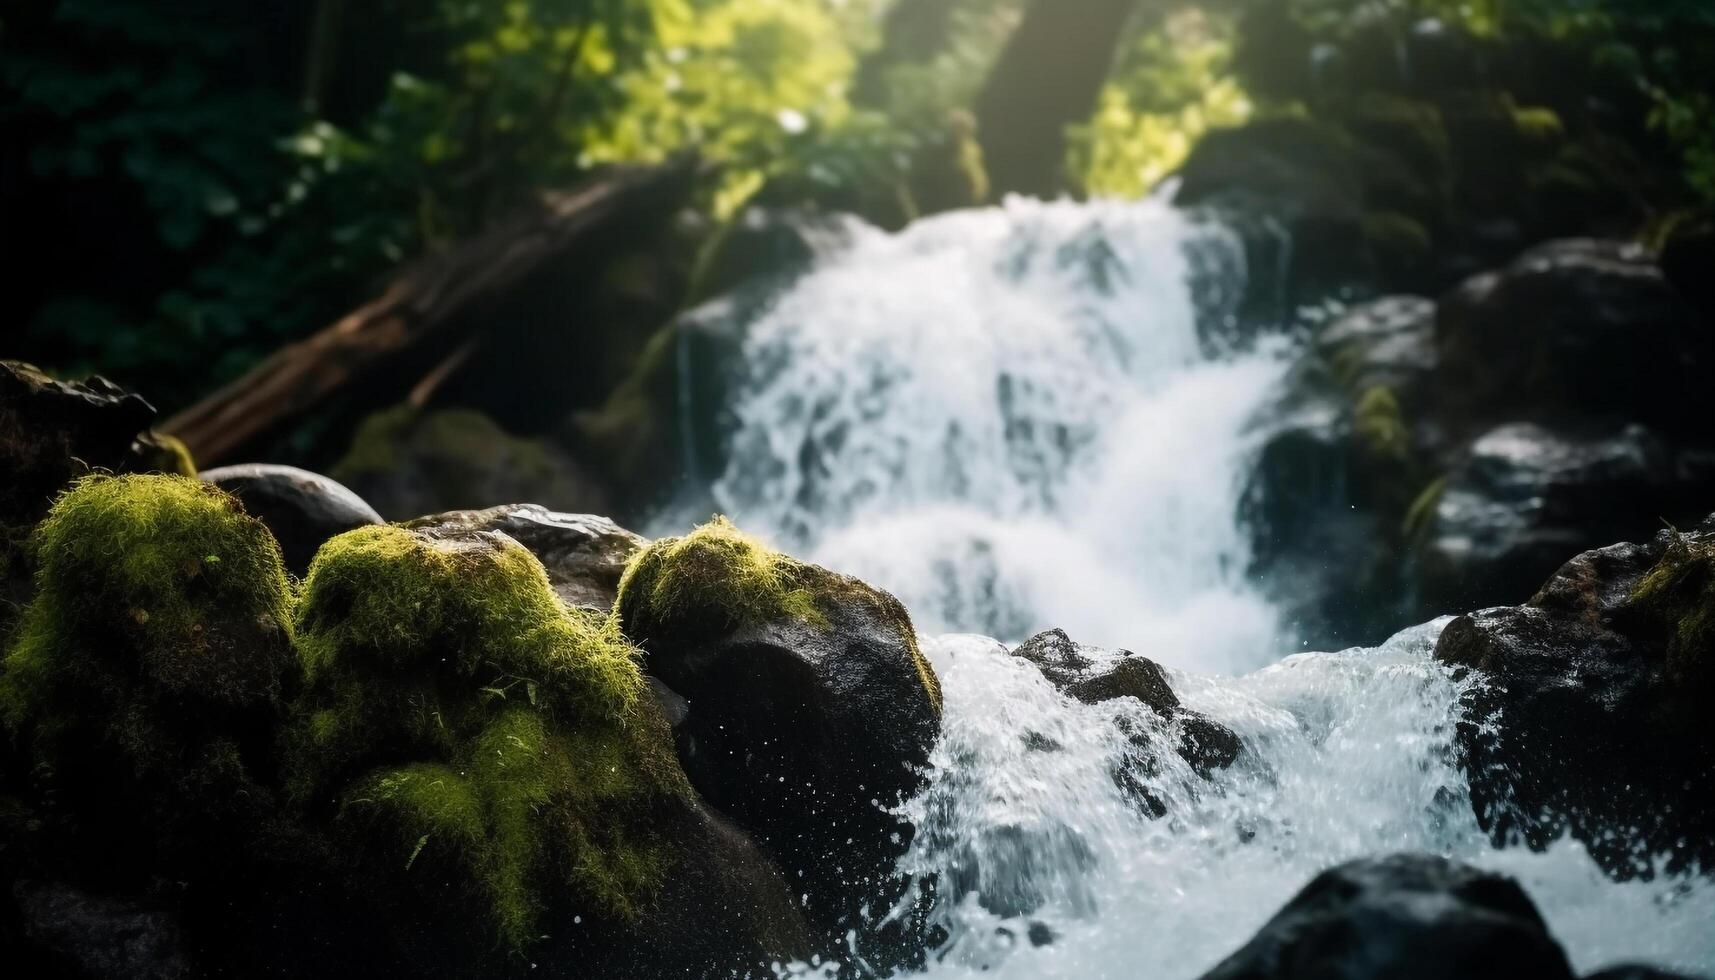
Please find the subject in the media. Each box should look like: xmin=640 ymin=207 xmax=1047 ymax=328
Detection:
xmin=1626 ymin=533 xmax=1715 ymax=694
xmin=1343 ymin=93 xmax=1451 ymax=188
xmin=615 ymin=517 xmax=942 ymax=939
xmin=0 ymin=474 xmax=295 ymax=883
xmin=288 ymin=523 xmax=809 ymax=972
xmin=331 ymin=406 xmax=608 ymax=521
xmin=405 ymin=504 xmax=645 ymax=612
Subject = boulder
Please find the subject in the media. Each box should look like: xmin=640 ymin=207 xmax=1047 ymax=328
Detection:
xmin=1013 ymin=629 xmax=1242 ymax=800
xmin=1436 ymin=240 xmax=1712 ymax=434
xmin=330 ymin=406 xmax=609 ymax=521
xmin=1312 ymin=296 xmax=1439 ymax=416
xmin=614 ymin=517 xmax=942 ymax=942
xmin=406 ymin=504 xmax=646 ymax=611
xmin=286 ymin=521 xmax=811 ymax=976
xmin=1 ymin=361 xmax=158 ymax=529
xmin=1415 ymin=422 xmax=1690 ymax=613
xmin=1 ymin=362 xmax=195 ymax=631
xmin=1197 ymin=854 xmax=1574 ymax=980
xmin=199 ymin=464 xmax=383 ymax=576
xmin=1433 ymin=517 xmax=1715 ymax=877
xmin=1173 ymin=118 xmax=1371 ymax=311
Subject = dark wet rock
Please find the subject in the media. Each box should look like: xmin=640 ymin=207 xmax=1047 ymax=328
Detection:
xmin=331 ymin=406 xmax=609 ymax=521
xmin=1244 ymin=237 xmax=1715 ymax=646
xmin=199 ymin=464 xmax=382 ymax=576
xmin=1433 ymin=518 xmax=1715 ymax=877
xmin=1174 ymin=118 xmax=1371 ymax=309
xmin=1312 ymin=296 xmax=1438 ymax=415
xmin=1415 ymin=422 xmax=1688 ymax=612
xmin=578 ymin=789 xmax=815 ymax=980
xmin=406 ymin=503 xmax=646 ymax=610
xmin=1012 ymin=629 xmax=1243 ymax=785
xmin=1 ymin=360 xmax=156 ymax=529
xmin=1198 ymin=854 xmax=1575 ymax=980
xmin=0 ymin=360 xmax=194 ymax=528
xmin=615 ymin=519 xmax=942 ymax=948
xmin=1585 ymin=968 xmax=1709 ymax=980
xmin=1436 ymin=239 xmax=1712 ymax=433
xmin=1661 ymin=210 xmax=1715 ymax=323
xmin=12 ymin=881 xmax=188 ymax=980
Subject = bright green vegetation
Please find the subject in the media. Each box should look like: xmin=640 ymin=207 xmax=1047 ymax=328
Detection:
xmin=289 ymin=523 xmax=685 ymax=950
xmin=616 ymin=516 xmax=942 ymax=713
xmin=0 ymin=474 xmax=294 ymax=856
xmin=617 ymin=515 xmax=826 ymax=640
xmin=0 ymin=474 xmax=296 ymax=733
xmin=1354 ymin=385 xmax=1411 ymax=464
xmin=8 ymin=1 xmax=1710 ymax=409
xmin=1629 ymin=532 xmax=1715 ymax=689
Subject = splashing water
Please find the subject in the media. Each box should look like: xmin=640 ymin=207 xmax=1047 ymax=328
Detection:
xmin=674 ymin=197 xmax=1715 ymax=977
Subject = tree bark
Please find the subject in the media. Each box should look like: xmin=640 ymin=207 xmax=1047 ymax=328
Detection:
xmin=973 ymin=0 xmax=1138 ymax=199
xmin=163 ymin=158 xmax=700 ymax=465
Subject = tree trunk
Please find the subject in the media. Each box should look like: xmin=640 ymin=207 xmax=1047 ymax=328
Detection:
xmin=851 ymin=0 xmax=963 ymax=108
xmin=973 ymin=0 xmax=1137 ymax=199
xmin=163 ymin=158 xmax=700 ymax=465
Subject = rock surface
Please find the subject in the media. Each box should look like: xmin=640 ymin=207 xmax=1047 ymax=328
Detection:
xmin=199 ymin=464 xmax=383 ymax=575
xmin=331 ymin=406 xmax=609 ymax=521
xmin=1241 ymin=237 xmax=1715 ymax=648
xmin=1197 ymin=854 xmax=1575 ymax=980
xmin=615 ymin=518 xmax=942 ymax=948
xmin=1433 ymin=516 xmax=1715 ymax=877
xmin=1013 ymin=629 xmax=1242 ymax=814
xmin=406 ymin=503 xmax=646 ymax=610
xmin=1436 ymin=240 xmax=1711 ymax=432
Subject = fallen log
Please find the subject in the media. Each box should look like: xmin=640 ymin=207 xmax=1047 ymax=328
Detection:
xmin=164 ymin=157 xmax=700 ymax=465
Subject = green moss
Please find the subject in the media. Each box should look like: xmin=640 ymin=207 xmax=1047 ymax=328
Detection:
xmin=288 ymin=523 xmax=683 ymax=952
xmin=130 ymin=431 xmax=197 ymax=477
xmin=1353 ymin=385 xmax=1411 ymax=464
xmin=1363 ymin=211 xmax=1433 ymax=269
xmin=1402 ymin=475 xmax=1450 ymax=544
xmin=616 ymin=516 xmax=826 ymax=641
xmin=616 ymin=516 xmax=943 ymax=714
xmin=1628 ymin=533 xmax=1715 ymax=690
xmin=0 ymin=474 xmax=295 ymax=736
xmin=1346 ymin=93 xmax=1450 ymax=180
xmin=0 ymin=475 xmax=292 ymax=878
xmin=1511 ymin=104 xmax=1565 ymax=146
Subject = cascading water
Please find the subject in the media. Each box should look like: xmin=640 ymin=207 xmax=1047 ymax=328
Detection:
xmin=666 ymin=196 xmax=1715 ymax=977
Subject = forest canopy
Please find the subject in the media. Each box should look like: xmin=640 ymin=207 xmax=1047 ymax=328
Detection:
xmin=4 ymin=0 xmax=1712 ymax=412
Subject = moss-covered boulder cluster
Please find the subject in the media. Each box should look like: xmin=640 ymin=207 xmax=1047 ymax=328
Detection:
xmin=0 ymin=472 xmax=940 ymax=975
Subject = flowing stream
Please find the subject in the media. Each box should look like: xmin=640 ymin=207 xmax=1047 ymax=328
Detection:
xmin=665 ymin=197 xmax=1715 ymax=977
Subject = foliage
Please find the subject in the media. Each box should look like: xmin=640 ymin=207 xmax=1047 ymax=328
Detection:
xmin=1074 ymin=7 xmax=1252 ymax=197
xmin=1260 ymin=0 xmax=1715 ymax=202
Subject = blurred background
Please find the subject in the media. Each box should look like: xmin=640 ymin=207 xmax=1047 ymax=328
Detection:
xmin=5 ymin=0 xmax=1715 ymax=649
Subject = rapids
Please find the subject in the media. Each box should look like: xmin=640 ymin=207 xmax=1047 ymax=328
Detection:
xmin=659 ymin=196 xmax=1715 ymax=977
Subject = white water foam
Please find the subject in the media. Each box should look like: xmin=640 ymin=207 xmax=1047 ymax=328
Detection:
xmin=672 ymin=196 xmax=1715 ymax=977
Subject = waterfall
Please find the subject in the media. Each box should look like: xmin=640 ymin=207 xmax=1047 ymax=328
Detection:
xmin=665 ymin=196 xmax=1715 ymax=977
